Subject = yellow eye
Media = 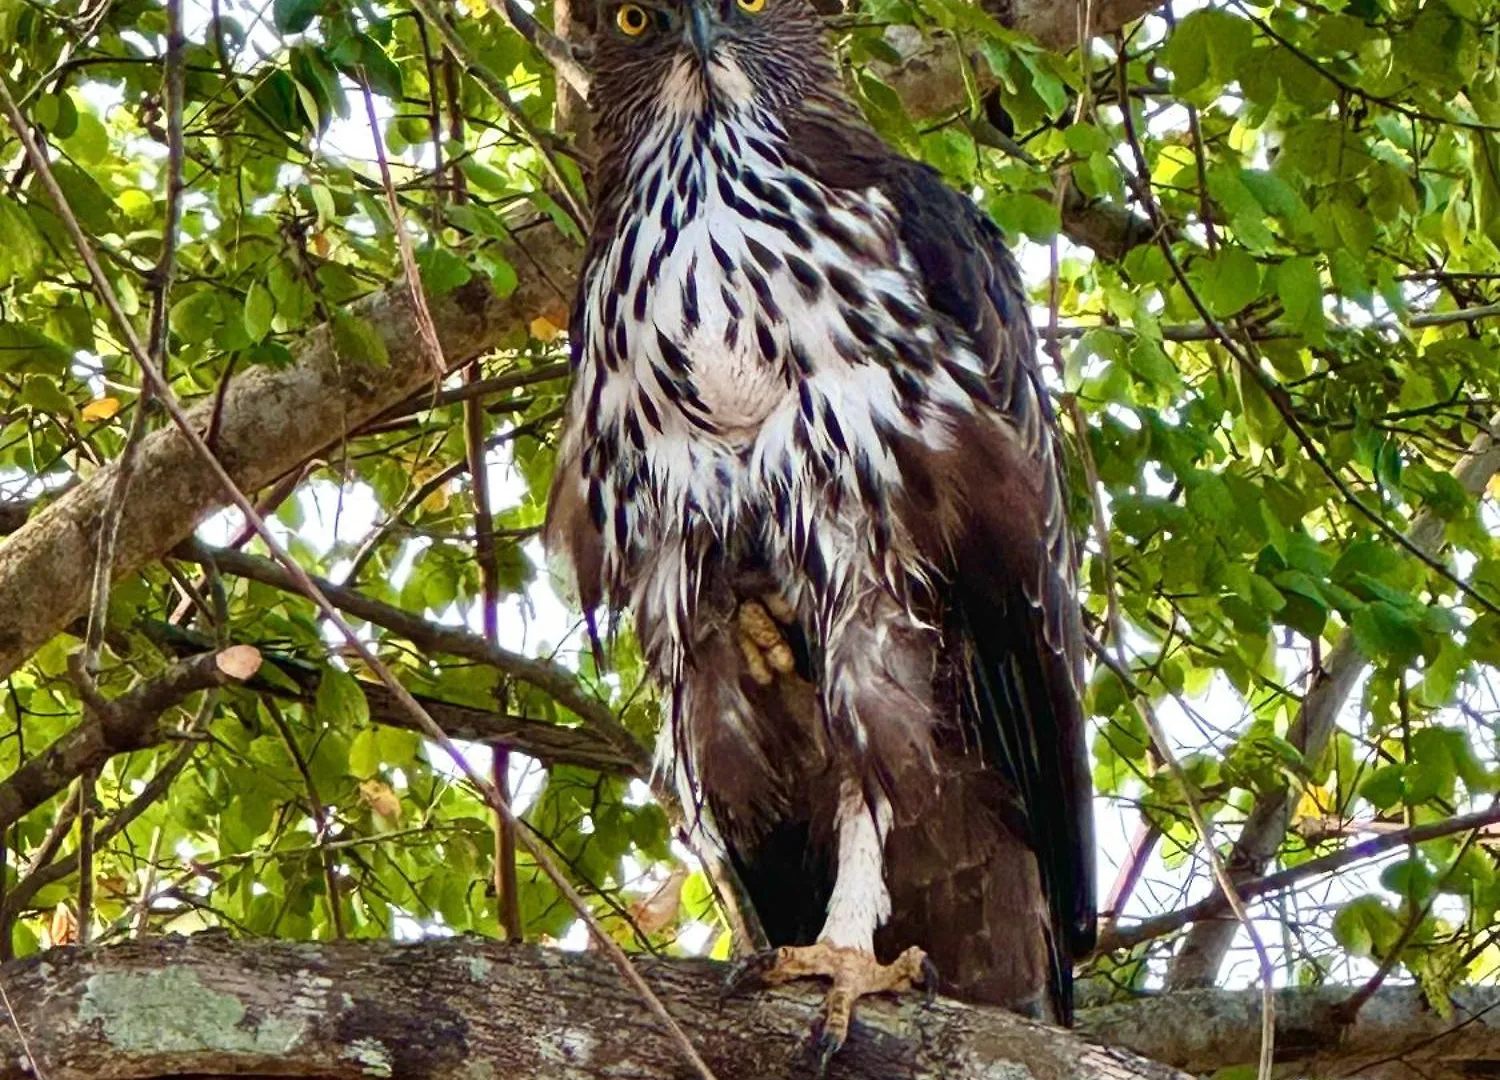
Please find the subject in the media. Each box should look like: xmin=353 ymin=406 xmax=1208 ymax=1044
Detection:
xmin=737 ymin=0 xmax=766 ymax=11
xmin=616 ymin=3 xmax=650 ymax=34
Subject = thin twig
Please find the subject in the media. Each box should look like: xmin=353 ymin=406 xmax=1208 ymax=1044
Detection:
xmin=266 ymin=698 xmax=346 ymax=938
xmin=1100 ymin=800 xmax=1500 ymax=953
xmin=82 ymin=0 xmax=186 ymax=673
xmin=1100 ymin=819 xmax=1160 ymax=925
xmin=0 ymin=79 xmax=716 ymax=1080
xmin=464 ymin=362 xmax=523 ymax=941
xmin=358 ymin=75 xmax=446 ymax=380
xmin=75 ymin=771 xmax=95 ymax=946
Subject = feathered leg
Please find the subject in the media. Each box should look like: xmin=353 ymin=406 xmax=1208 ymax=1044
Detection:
xmin=726 ymin=781 xmax=931 ymax=1069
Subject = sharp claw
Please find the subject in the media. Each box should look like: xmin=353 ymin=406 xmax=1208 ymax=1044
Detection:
xmin=722 ymin=942 xmax=927 ymax=1071
xmin=919 ymin=955 xmax=940 ymax=1006
xmin=811 ymin=1023 xmax=843 ymax=1077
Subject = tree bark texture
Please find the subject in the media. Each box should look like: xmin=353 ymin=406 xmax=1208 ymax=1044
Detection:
xmin=1079 ymin=986 xmax=1500 ymax=1080
xmin=0 ymin=236 xmax=578 ymax=682
xmin=2 ymin=937 xmax=1496 ymax=1080
xmin=0 ymin=936 xmax=1186 ymax=1080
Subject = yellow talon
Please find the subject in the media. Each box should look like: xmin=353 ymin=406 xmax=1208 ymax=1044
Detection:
xmin=724 ymin=941 xmax=930 ymax=1061
xmin=737 ymin=599 xmax=796 ymax=680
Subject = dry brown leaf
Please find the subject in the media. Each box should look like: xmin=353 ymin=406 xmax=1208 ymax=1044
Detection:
xmin=81 ymin=396 xmax=121 ymax=422
xmin=359 ymin=779 xmax=402 ymax=825
xmin=97 ymin=873 xmax=130 ymax=898
xmin=410 ymin=459 xmax=451 ymax=513
xmin=49 ymin=902 xmax=78 ymax=947
xmin=215 ymin=645 xmax=263 ymax=680
xmin=629 ymin=866 xmax=689 ymax=936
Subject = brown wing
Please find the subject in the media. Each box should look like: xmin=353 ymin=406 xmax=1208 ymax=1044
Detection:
xmin=876 ymin=159 xmax=1097 ymax=1021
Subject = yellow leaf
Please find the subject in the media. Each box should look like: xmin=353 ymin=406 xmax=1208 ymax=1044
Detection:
xmin=529 ymin=316 xmax=561 ymax=343
xmin=359 ymin=779 xmax=402 ymax=826
xmin=411 ymin=459 xmax=450 ymax=513
xmin=81 ymin=396 xmax=121 ymax=421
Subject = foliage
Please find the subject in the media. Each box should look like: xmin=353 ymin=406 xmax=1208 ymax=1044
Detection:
xmin=0 ymin=0 xmax=1498 ymax=1018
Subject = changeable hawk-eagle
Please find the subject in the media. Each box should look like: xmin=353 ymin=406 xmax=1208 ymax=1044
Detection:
xmin=546 ymin=0 xmax=1095 ymax=1057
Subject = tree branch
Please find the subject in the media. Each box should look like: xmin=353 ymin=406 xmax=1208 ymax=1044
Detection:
xmin=0 ymin=935 xmax=1186 ymax=1080
xmin=1098 ymin=802 xmax=1500 ymax=954
xmin=172 ymin=539 xmax=651 ymax=777
xmin=4 ymin=937 xmax=1498 ymax=1080
xmin=1078 ymin=986 xmax=1500 ymax=1080
xmin=0 ymin=647 xmax=260 ymax=835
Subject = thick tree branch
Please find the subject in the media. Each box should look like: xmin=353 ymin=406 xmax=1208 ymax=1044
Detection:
xmin=0 ymin=936 xmax=1185 ymax=1080
xmin=1004 ymin=0 xmax=1169 ymax=48
xmin=0 ymin=232 xmax=578 ymax=681
xmin=1078 ymin=986 xmax=1500 ymax=1080
xmin=0 ymin=647 xmax=260 ymax=835
xmin=1166 ymin=412 xmax=1500 ymax=988
xmin=3 ymin=937 xmax=1497 ymax=1079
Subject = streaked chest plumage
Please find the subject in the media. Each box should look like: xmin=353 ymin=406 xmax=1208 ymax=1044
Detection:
xmin=566 ymin=89 xmax=985 ymax=662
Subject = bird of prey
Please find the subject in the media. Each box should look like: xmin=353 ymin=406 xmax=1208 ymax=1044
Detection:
xmin=546 ymin=0 xmax=1095 ymax=1058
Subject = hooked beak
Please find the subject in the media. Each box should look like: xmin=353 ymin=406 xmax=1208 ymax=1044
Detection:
xmin=686 ymin=1 xmax=722 ymax=61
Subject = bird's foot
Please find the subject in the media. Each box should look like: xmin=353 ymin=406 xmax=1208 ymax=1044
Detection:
xmin=735 ymin=596 xmax=797 ymax=685
xmin=723 ymin=942 xmax=932 ymax=1072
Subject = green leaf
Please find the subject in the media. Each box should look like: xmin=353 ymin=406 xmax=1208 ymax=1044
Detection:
xmin=0 ymin=321 xmax=72 ymax=372
xmin=1198 ymin=248 xmax=1261 ymax=317
xmin=62 ymin=109 xmax=107 ymax=166
xmin=20 ymin=374 xmax=74 ymax=416
xmin=1351 ymin=602 xmax=1425 ymax=665
xmin=244 ymin=282 xmax=275 ymax=342
xmin=0 ymin=199 xmax=44 ymax=282
xmin=416 ymin=247 xmax=473 ymax=296
xmin=1360 ymin=765 xmax=1404 ymax=810
xmin=274 ymin=0 xmax=322 ymax=33
xmin=987 ymin=193 xmax=1060 ymax=242
xmin=1274 ymin=257 xmax=1325 ymax=339
xmin=169 ymin=290 xmax=224 ymax=345
xmin=1381 ymin=858 xmax=1436 ymax=905
xmin=1333 ymin=895 xmax=1400 ymax=959
xmin=315 ymin=667 xmax=370 ymax=729
xmin=474 ymin=250 xmax=519 ymax=297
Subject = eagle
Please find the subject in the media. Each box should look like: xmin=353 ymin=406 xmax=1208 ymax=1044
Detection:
xmin=545 ymin=0 xmax=1095 ymax=1059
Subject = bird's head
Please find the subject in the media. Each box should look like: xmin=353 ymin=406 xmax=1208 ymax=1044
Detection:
xmin=588 ymin=0 xmax=838 ymax=146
